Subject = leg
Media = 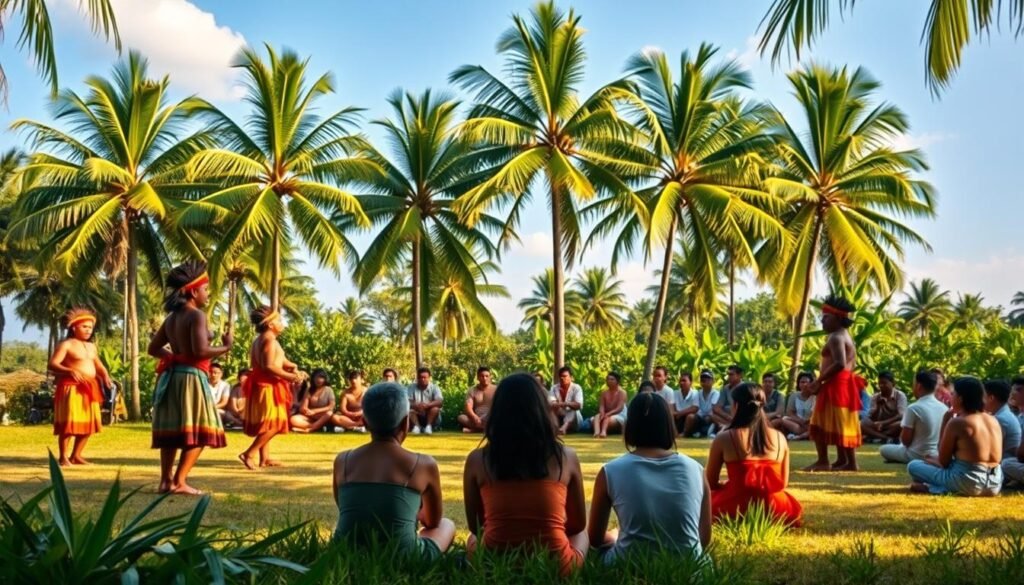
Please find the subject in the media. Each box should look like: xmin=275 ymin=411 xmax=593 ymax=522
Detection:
xmin=458 ymin=414 xmax=472 ymax=432
xmin=879 ymin=444 xmax=912 ymax=464
xmin=289 ymin=414 xmax=312 ymax=432
xmin=306 ymin=412 xmax=333 ymax=432
xmin=908 ymin=460 xmax=950 ymax=494
xmin=419 ymin=517 xmax=455 ymax=554
xmin=258 ymin=431 xmax=284 ymax=467
xmin=331 ymin=414 xmax=359 ymax=429
xmin=70 ymin=434 xmax=91 ymax=464
xmin=567 ymin=529 xmax=589 ymax=568
xmin=159 ymin=447 xmax=177 ymax=492
xmin=1002 ymin=458 xmax=1024 ymax=483
xmin=605 ymin=417 xmax=623 ymax=436
xmin=171 ymin=446 xmax=204 ymax=495
xmin=426 ymin=407 xmax=440 ymax=427
xmin=240 ymin=431 xmax=276 ymax=469
xmin=600 ymin=527 xmax=619 ymax=549
xmin=57 ymin=434 xmax=72 ymax=466
xmin=803 ymin=430 xmax=832 ymax=472
xmin=839 ymin=446 xmax=859 ymax=471
xmin=682 ymin=414 xmax=697 ymax=437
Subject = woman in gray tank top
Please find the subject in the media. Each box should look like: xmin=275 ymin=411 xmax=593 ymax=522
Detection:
xmin=588 ymin=392 xmax=711 ymax=562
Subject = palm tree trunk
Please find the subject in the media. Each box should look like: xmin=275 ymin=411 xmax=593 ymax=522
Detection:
xmin=411 ymin=237 xmax=423 ymax=367
xmin=227 ymin=278 xmax=238 ymax=339
xmin=121 ymin=276 xmax=128 ymax=358
xmin=643 ymin=215 xmax=678 ymax=381
xmin=0 ymin=299 xmax=5 ymax=366
xmin=728 ymin=254 xmax=736 ymax=348
xmin=271 ymin=228 xmax=281 ymax=312
xmin=788 ymin=215 xmax=824 ymax=392
xmin=550 ymin=182 xmax=567 ymax=379
xmin=127 ymin=237 xmax=141 ymax=421
xmin=48 ymin=321 xmax=57 ymax=358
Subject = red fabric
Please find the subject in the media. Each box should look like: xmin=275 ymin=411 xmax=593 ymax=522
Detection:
xmin=53 ymin=377 xmax=103 ymax=436
xmin=711 ymin=460 xmax=803 ymax=527
xmin=156 ymin=354 xmax=211 ymax=376
xmin=242 ymin=367 xmax=293 ymax=436
xmin=809 ymin=369 xmax=865 ymax=448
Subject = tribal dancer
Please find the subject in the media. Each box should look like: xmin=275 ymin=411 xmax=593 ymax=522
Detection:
xmin=148 ymin=261 xmax=232 ymax=495
xmin=804 ymin=295 xmax=865 ymax=472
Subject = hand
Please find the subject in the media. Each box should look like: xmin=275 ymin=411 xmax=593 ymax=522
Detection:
xmin=874 ymin=421 xmax=883 ymax=431
xmin=924 ymin=455 xmax=941 ymax=467
xmin=69 ymin=370 xmax=86 ymax=384
xmin=809 ymin=379 xmax=821 ymax=394
xmin=221 ymin=330 xmax=233 ymax=347
xmin=301 ymin=407 xmax=311 ymax=416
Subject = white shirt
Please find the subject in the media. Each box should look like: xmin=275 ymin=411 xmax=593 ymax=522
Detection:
xmin=210 ymin=380 xmax=231 ymax=404
xmin=408 ymin=383 xmax=443 ymax=405
xmin=675 ymin=388 xmax=700 ymax=412
xmin=697 ymin=389 xmax=719 ymax=417
xmin=549 ymin=383 xmax=584 ymax=408
xmin=901 ymin=393 xmax=950 ymax=458
xmin=655 ymin=385 xmax=676 ymax=408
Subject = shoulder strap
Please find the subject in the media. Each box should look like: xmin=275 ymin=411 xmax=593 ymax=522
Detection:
xmin=404 ymin=454 xmax=421 ymax=488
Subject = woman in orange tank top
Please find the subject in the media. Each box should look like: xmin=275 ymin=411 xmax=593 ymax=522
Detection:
xmin=463 ymin=373 xmax=588 ymax=576
xmin=706 ymin=383 xmax=803 ymax=527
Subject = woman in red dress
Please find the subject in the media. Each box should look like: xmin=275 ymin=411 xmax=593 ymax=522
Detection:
xmin=706 ymin=382 xmax=803 ymax=527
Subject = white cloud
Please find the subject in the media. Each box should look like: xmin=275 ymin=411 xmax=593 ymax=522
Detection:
xmin=58 ymin=0 xmax=247 ymax=100
xmin=889 ymin=131 xmax=955 ymax=152
xmin=726 ymin=36 xmax=761 ymax=70
xmin=520 ymin=231 xmax=553 ymax=257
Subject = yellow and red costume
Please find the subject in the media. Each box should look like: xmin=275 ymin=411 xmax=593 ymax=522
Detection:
xmin=242 ymin=367 xmax=292 ymax=436
xmin=53 ymin=375 xmax=103 ymax=437
xmin=809 ymin=369 xmax=865 ymax=448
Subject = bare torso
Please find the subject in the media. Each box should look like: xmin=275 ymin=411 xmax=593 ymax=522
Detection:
xmin=469 ymin=384 xmax=496 ymax=416
xmin=953 ymin=413 xmax=1003 ymax=467
xmin=600 ymin=389 xmax=626 ymax=414
xmin=163 ymin=308 xmax=204 ymax=358
xmin=55 ymin=339 xmax=97 ymax=379
xmin=821 ymin=329 xmax=857 ymax=372
xmin=249 ymin=332 xmax=284 ymax=372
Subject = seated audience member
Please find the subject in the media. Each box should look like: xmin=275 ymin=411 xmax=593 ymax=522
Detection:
xmin=880 ymin=370 xmax=949 ymax=463
xmin=1010 ymin=377 xmax=1024 ymax=416
xmin=226 ymin=369 xmax=249 ymax=426
xmin=680 ymin=371 xmax=719 ymax=438
xmin=209 ymin=362 xmax=235 ymax=425
xmin=463 ymin=373 xmax=588 ymax=576
xmin=861 ymin=372 xmax=907 ymax=443
xmin=774 ymin=372 xmax=816 ymax=440
xmin=331 ymin=370 xmax=367 ymax=432
xmin=458 ymin=366 xmax=496 ymax=433
xmin=1001 ymin=377 xmax=1024 ymax=483
xmin=706 ymin=383 xmax=802 ymax=526
xmin=710 ymin=365 xmax=744 ymax=435
xmin=332 ymin=382 xmax=454 ymax=559
xmin=908 ymin=376 xmax=1003 ymax=496
xmin=381 ymin=368 xmax=399 ymax=383
xmin=549 ymin=366 xmax=584 ymax=435
xmin=859 ymin=386 xmax=872 ymax=423
xmin=673 ymin=372 xmax=700 ymax=435
xmin=932 ymin=368 xmax=953 ymax=407
xmin=984 ymin=379 xmax=1022 ymax=460
xmin=651 ymin=365 xmax=676 ymax=413
xmin=290 ymin=369 xmax=336 ymax=433
xmin=592 ymin=372 xmax=628 ymax=438
xmin=588 ymin=392 xmax=711 ymax=562
xmin=761 ymin=373 xmax=785 ymax=423
xmin=408 ymin=367 xmax=443 ymax=435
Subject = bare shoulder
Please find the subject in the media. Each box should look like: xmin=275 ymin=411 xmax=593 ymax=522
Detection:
xmin=333 ymin=450 xmax=350 ymax=471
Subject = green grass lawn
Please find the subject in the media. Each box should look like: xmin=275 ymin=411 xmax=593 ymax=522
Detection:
xmin=2 ymin=423 xmax=1022 ymax=582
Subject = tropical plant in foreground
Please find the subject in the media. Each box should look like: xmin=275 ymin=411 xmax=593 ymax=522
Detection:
xmin=573 ymin=266 xmax=628 ymax=333
xmin=7 ymin=53 xmax=215 ymax=420
xmin=897 ymin=278 xmax=953 ymax=337
xmin=756 ymin=64 xmax=936 ymax=389
xmin=451 ymin=0 xmax=648 ymax=374
xmin=588 ymin=44 xmax=784 ymax=379
xmin=350 ymin=89 xmax=501 ymax=366
xmin=181 ymin=44 xmax=373 ymax=312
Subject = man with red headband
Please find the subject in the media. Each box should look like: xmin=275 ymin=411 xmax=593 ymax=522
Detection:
xmin=49 ymin=307 xmax=112 ymax=466
xmin=804 ymin=295 xmax=865 ymax=472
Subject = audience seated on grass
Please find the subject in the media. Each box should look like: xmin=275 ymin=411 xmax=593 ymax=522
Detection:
xmin=332 ymin=382 xmax=455 ymax=560
xmin=983 ymin=379 xmax=1021 ymax=461
xmin=761 ymin=373 xmax=785 ymax=424
xmin=880 ymin=370 xmax=949 ymax=464
xmin=651 ymin=366 xmax=676 ymax=414
xmin=381 ymin=368 xmax=399 ymax=383
xmin=463 ymin=372 xmax=588 ymax=576
xmin=710 ymin=365 xmax=744 ymax=436
xmin=408 ymin=367 xmax=443 ymax=435
xmin=290 ymin=369 xmax=335 ymax=433
xmin=549 ymin=366 xmax=584 ymax=435
xmin=209 ymin=363 xmax=239 ymax=428
xmin=859 ymin=386 xmax=872 ymax=423
xmin=458 ymin=366 xmax=496 ymax=433
xmin=588 ymin=392 xmax=711 ymax=562
xmin=226 ymin=369 xmax=248 ymax=427
xmin=680 ymin=370 xmax=718 ymax=438
xmin=861 ymin=372 xmax=908 ymax=444
xmin=773 ymin=372 xmax=815 ymax=440
xmin=932 ymin=368 xmax=954 ymax=407
xmin=673 ymin=372 xmax=700 ymax=436
xmin=591 ymin=372 xmax=628 ymax=438
xmin=1002 ymin=377 xmax=1024 ymax=484
xmin=331 ymin=370 xmax=366 ymax=433
xmin=908 ymin=376 xmax=1003 ymax=496
xmin=706 ymin=383 xmax=803 ymax=527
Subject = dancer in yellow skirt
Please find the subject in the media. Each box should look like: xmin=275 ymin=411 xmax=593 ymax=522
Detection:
xmin=239 ymin=306 xmax=305 ymax=469
xmin=49 ymin=308 xmax=111 ymax=466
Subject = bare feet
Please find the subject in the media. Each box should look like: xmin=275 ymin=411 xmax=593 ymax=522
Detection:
xmin=157 ymin=481 xmax=172 ymax=494
xmin=261 ymin=459 xmax=284 ymax=467
xmin=70 ymin=457 xmax=91 ymax=465
xmin=910 ymin=482 xmax=930 ymax=494
xmin=599 ymin=433 xmax=607 ymax=438
xmin=292 ymin=428 xmax=309 ymax=434
xmin=833 ymin=462 xmax=860 ymax=472
xmin=170 ymin=483 xmax=203 ymax=496
xmin=802 ymin=462 xmax=832 ymax=472
xmin=238 ymin=453 xmax=257 ymax=470
xmin=58 ymin=458 xmax=72 ymax=467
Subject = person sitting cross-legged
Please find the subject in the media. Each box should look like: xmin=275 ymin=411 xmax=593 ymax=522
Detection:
xmin=761 ymin=373 xmax=786 ymax=425
xmin=331 ymin=370 xmax=367 ymax=433
xmin=983 ymin=379 xmax=1022 ymax=461
xmin=681 ymin=371 xmax=719 ymax=438
xmin=707 ymin=383 xmax=803 ymax=527
xmin=908 ymin=376 xmax=1003 ymax=496
xmin=549 ymin=366 xmax=584 ymax=435
xmin=458 ymin=366 xmax=496 ymax=433
xmin=463 ymin=373 xmax=588 ymax=576
xmin=591 ymin=372 xmax=628 ymax=438
xmin=588 ymin=392 xmax=711 ymax=563
xmin=673 ymin=372 xmax=700 ymax=436
xmin=290 ymin=369 xmax=336 ymax=433
xmin=861 ymin=372 xmax=907 ymax=443
xmin=408 ymin=367 xmax=443 ymax=435
xmin=880 ymin=370 xmax=949 ymax=464
xmin=332 ymin=382 xmax=454 ymax=560
xmin=710 ymin=365 xmax=744 ymax=435
xmin=1001 ymin=377 xmax=1024 ymax=484
xmin=773 ymin=372 xmax=816 ymax=440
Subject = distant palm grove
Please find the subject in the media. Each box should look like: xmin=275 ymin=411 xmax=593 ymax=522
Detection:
xmin=2 ymin=0 xmax=1024 ymax=422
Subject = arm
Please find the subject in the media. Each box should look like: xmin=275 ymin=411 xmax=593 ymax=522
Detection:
xmin=188 ymin=310 xmax=232 ymax=359
xmin=260 ymin=339 xmax=299 ymax=382
xmin=705 ymin=435 xmax=725 ymax=489
xmin=332 ymin=452 xmax=345 ymax=504
xmin=771 ymin=394 xmax=786 ymax=419
xmin=428 ymin=387 xmax=443 ymax=410
xmin=93 ymin=350 xmax=113 ymax=388
xmin=566 ymin=387 xmax=582 ymax=411
xmin=564 ymin=450 xmax=587 ymax=536
xmin=310 ymin=391 xmax=336 ymax=416
xmin=463 ymin=450 xmax=485 ymax=536
xmin=780 ymin=437 xmax=791 ymax=487
xmin=936 ymin=418 xmax=960 ymax=468
xmin=48 ymin=342 xmax=83 ymax=382
xmin=677 ymin=404 xmax=699 ymax=418
xmin=1017 ymin=435 xmax=1024 ymax=463
xmin=900 ymin=410 xmax=916 ymax=447
xmin=147 ymin=321 xmax=172 ymax=361
xmin=812 ymin=335 xmax=847 ymax=390
xmin=216 ymin=387 xmax=230 ymax=409
xmin=586 ymin=468 xmax=612 ymax=547
xmin=419 ymin=458 xmax=443 ymax=529
xmin=699 ymin=477 xmax=712 ymax=549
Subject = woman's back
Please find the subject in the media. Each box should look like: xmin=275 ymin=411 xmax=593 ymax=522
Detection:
xmin=603 ymin=453 xmax=704 ymax=558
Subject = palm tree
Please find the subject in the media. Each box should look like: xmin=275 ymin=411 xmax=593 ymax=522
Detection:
xmin=339 ymin=296 xmax=374 ymax=336
xmin=625 ymin=298 xmax=655 ymax=333
xmin=518 ymin=268 xmax=584 ymax=331
xmin=12 ymin=268 xmax=119 ymax=356
xmin=450 ymin=0 xmax=648 ymax=374
xmin=757 ymin=64 xmax=936 ymax=389
xmin=573 ymin=267 xmax=628 ymax=333
xmin=645 ymin=243 xmax=727 ymax=333
xmin=952 ymin=292 xmax=994 ymax=330
xmin=1010 ymin=291 xmax=1024 ymax=327
xmin=433 ymin=259 xmax=510 ymax=350
xmin=757 ymin=0 xmax=1024 ymax=94
xmin=897 ymin=278 xmax=953 ymax=336
xmin=350 ymin=89 xmax=500 ymax=367
xmin=0 ymin=148 xmax=27 ymax=364
xmin=0 ymin=0 xmax=120 ymax=102
xmin=7 ymin=53 xmax=214 ymax=420
xmin=181 ymin=45 xmax=373 ymax=312
xmin=588 ymin=44 xmax=784 ymax=379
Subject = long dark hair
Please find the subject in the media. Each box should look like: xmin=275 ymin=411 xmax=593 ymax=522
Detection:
xmin=163 ymin=261 xmax=206 ymax=313
xmin=624 ymin=392 xmax=675 ymax=451
xmin=727 ymin=383 xmax=774 ymax=456
xmin=483 ymin=373 xmax=563 ymax=480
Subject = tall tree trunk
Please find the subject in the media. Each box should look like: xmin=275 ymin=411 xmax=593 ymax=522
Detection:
xmin=788 ymin=215 xmax=824 ymax=392
xmin=728 ymin=254 xmax=736 ymax=348
xmin=550 ymin=183 xmax=566 ymax=380
xmin=127 ymin=237 xmax=141 ymax=421
xmin=411 ymin=237 xmax=423 ymax=367
xmin=0 ymin=299 xmax=5 ymax=367
xmin=121 ymin=277 xmax=128 ymax=358
xmin=48 ymin=321 xmax=57 ymax=358
xmin=643 ymin=214 xmax=678 ymax=381
xmin=271 ymin=228 xmax=281 ymax=312
xmin=227 ymin=278 xmax=238 ymax=339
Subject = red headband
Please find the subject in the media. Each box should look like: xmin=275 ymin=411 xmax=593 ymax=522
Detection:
xmin=822 ymin=304 xmax=851 ymax=318
xmin=180 ymin=273 xmax=209 ymax=294
xmin=67 ymin=314 xmax=96 ymax=327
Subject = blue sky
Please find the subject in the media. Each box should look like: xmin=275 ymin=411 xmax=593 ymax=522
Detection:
xmin=2 ymin=0 xmax=1023 ymax=343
